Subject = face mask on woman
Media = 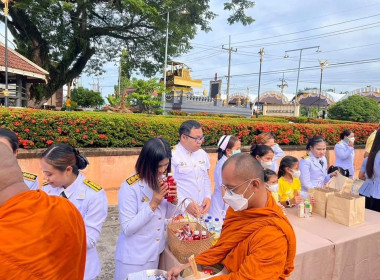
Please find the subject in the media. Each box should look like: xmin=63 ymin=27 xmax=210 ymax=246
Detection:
xmin=261 ymin=160 xmax=273 ymax=169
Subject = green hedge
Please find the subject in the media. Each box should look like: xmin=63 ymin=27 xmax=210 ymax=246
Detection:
xmin=0 ymin=108 xmax=376 ymax=149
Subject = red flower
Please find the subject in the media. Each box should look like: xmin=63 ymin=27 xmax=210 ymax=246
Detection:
xmin=283 ymin=139 xmax=290 ymax=144
xmin=83 ymin=135 xmax=88 ymax=139
xmin=131 ymin=140 xmax=136 ymax=144
xmin=24 ymin=128 xmax=30 ymax=133
xmin=99 ymin=134 xmax=106 ymax=139
xmin=47 ymin=140 xmax=53 ymax=145
xmin=76 ymin=128 xmax=80 ymax=133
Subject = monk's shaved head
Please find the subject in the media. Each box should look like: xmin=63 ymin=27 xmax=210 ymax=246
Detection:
xmin=222 ymin=153 xmax=264 ymax=181
xmin=0 ymin=142 xmax=24 ymax=191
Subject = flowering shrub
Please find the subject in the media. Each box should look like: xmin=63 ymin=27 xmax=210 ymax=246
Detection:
xmin=0 ymin=108 xmax=376 ymax=149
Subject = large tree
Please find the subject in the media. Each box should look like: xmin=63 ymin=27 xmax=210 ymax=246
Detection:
xmin=71 ymin=86 xmax=104 ymax=108
xmin=328 ymin=95 xmax=380 ymax=123
xmin=1 ymin=0 xmax=254 ymax=106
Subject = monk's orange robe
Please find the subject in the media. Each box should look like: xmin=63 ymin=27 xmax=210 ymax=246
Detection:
xmin=196 ymin=191 xmax=296 ymax=279
xmin=0 ymin=190 xmax=87 ymax=280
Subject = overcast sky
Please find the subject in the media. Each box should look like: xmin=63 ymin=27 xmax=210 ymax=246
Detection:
xmin=72 ymin=1 xmax=380 ymax=100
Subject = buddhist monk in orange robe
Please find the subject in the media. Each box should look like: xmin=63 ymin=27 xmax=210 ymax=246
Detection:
xmin=168 ymin=153 xmax=296 ymax=280
xmin=0 ymin=143 xmax=87 ymax=280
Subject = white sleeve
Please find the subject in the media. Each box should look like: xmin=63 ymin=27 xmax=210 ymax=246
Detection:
xmin=118 ymin=182 xmax=156 ymax=236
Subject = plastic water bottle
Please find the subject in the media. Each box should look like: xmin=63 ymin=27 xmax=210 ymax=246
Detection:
xmin=304 ymin=199 xmax=311 ymax=217
xmin=207 ymin=216 xmax=214 ymax=232
xmin=213 ymin=218 xmax=222 ymax=239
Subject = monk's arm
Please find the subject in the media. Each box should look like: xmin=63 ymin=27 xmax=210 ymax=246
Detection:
xmin=212 ymin=226 xmax=288 ymax=280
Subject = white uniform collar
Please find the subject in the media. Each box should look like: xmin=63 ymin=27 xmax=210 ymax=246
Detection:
xmin=309 ymin=150 xmax=320 ymax=159
xmin=63 ymin=173 xmax=84 ymax=199
xmin=178 ymin=142 xmax=193 ymax=155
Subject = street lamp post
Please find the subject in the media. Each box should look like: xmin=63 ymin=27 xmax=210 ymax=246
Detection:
xmin=256 ymin=48 xmax=265 ymax=118
xmin=318 ymin=59 xmax=329 ymax=115
xmin=284 ymin=46 xmax=320 ymax=116
xmin=2 ymin=0 xmax=11 ymax=107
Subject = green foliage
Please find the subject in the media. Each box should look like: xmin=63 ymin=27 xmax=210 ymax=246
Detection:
xmin=126 ymin=78 xmax=165 ymax=114
xmin=107 ymin=95 xmax=122 ymax=107
xmin=0 ymin=108 xmax=377 ymax=149
xmin=71 ymin=87 xmax=105 ymax=108
xmin=4 ymin=0 xmax=255 ymax=103
xmin=328 ymin=95 xmax=380 ymax=123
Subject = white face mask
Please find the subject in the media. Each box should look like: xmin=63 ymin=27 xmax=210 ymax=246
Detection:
xmin=261 ymin=160 xmax=273 ymax=169
xmin=266 ymin=183 xmax=279 ymax=193
xmin=232 ymin=149 xmax=241 ymax=155
xmin=348 ymin=137 xmax=355 ymax=143
xmin=290 ymin=170 xmax=301 ymax=178
xmin=223 ymin=180 xmax=255 ymax=211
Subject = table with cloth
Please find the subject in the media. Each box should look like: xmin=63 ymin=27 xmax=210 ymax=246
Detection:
xmin=159 ymin=208 xmax=380 ymax=280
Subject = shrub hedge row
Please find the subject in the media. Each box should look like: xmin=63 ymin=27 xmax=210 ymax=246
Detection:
xmin=0 ymin=108 xmax=376 ymax=149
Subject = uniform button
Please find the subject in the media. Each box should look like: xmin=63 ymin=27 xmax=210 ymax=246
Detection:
xmin=196 ymin=176 xmax=199 ymax=180
xmin=198 ymin=189 xmax=201 ymax=192
xmin=157 ymin=228 xmax=161 ymax=231
xmin=156 ymin=238 xmax=160 ymax=242
xmin=194 ymin=164 xmax=196 ymax=167
xmin=158 ymin=217 xmax=162 ymax=220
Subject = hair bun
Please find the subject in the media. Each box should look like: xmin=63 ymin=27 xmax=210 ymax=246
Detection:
xmin=76 ymin=151 xmax=89 ymax=170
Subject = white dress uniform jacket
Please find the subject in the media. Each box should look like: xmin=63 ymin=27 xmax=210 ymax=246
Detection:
xmin=272 ymin=144 xmax=285 ymax=172
xmin=23 ymin=171 xmax=39 ymax=190
xmin=208 ymin=155 xmax=228 ymax=218
xmin=171 ymin=143 xmax=212 ymax=208
xmin=42 ymin=173 xmax=108 ymax=280
xmin=115 ymin=174 xmax=176 ymax=267
xmin=299 ymin=151 xmax=331 ymax=197
xmin=334 ymin=140 xmax=355 ymax=178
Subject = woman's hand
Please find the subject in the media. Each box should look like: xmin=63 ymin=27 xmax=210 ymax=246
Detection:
xmin=150 ymin=180 xmax=168 ymax=212
xmin=168 ymin=263 xmax=191 ymax=280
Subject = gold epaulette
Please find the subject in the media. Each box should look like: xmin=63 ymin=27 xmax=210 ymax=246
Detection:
xmin=171 ymin=145 xmax=176 ymax=151
xmin=301 ymin=154 xmax=310 ymax=160
xmin=83 ymin=179 xmax=102 ymax=192
xmin=23 ymin=172 xmax=37 ymax=182
xmin=42 ymin=181 xmax=49 ymax=186
xmin=126 ymin=174 xmax=140 ymax=186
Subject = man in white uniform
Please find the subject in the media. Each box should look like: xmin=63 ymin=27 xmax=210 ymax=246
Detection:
xmin=171 ymin=120 xmax=212 ymax=217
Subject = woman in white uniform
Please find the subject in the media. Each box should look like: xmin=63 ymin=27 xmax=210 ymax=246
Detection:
xmin=0 ymin=128 xmax=39 ymax=190
xmin=41 ymin=144 xmax=108 ymax=280
xmin=334 ymin=129 xmax=355 ymax=178
xmin=299 ymin=136 xmax=337 ymax=198
xmin=114 ymin=137 xmax=178 ymax=280
xmin=208 ymin=135 xmax=241 ymax=219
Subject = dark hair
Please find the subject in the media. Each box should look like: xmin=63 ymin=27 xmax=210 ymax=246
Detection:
xmin=306 ymin=136 xmax=326 ymax=150
xmin=223 ymin=153 xmax=264 ymax=182
xmin=263 ymin=168 xmax=277 ymax=183
xmin=328 ymin=165 xmax=349 ymax=177
xmin=217 ymin=136 xmax=239 ymax=160
xmin=41 ymin=143 xmax=89 ymax=175
xmin=0 ymin=128 xmax=19 ymax=152
xmin=135 ymin=137 xmax=171 ymax=191
xmin=340 ymin=130 xmax=352 ymax=140
xmin=250 ymin=144 xmax=274 ymax=158
xmin=366 ymin=129 xmax=380 ymax=179
xmin=255 ymin=132 xmax=275 ymax=145
xmin=278 ymin=156 xmax=299 ymax=178
xmin=179 ymin=120 xmax=202 ymax=137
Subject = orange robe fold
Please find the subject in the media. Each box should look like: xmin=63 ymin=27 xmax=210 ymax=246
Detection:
xmin=196 ymin=191 xmax=296 ymax=280
xmin=0 ymin=190 xmax=87 ymax=280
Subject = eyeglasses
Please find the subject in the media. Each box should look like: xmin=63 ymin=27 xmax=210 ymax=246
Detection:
xmin=184 ymin=134 xmax=205 ymax=143
xmin=221 ymin=178 xmax=254 ymax=195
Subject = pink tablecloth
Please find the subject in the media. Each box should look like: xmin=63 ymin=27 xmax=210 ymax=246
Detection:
xmin=287 ymin=207 xmax=380 ymax=280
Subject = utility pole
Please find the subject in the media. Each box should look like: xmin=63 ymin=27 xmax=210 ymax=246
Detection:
xmin=118 ymin=60 xmax=121 ymax=98
xmin=277 ymin=73 xmax=288 ymax=96
xmin=256 ymin=48 xmax=265 ymax=118
xmin=222 ymin=35 xmax=237 ymax=103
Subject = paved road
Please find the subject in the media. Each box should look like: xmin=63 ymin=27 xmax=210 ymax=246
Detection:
xmin=97 ymin=206 xmax=119 ymax=280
